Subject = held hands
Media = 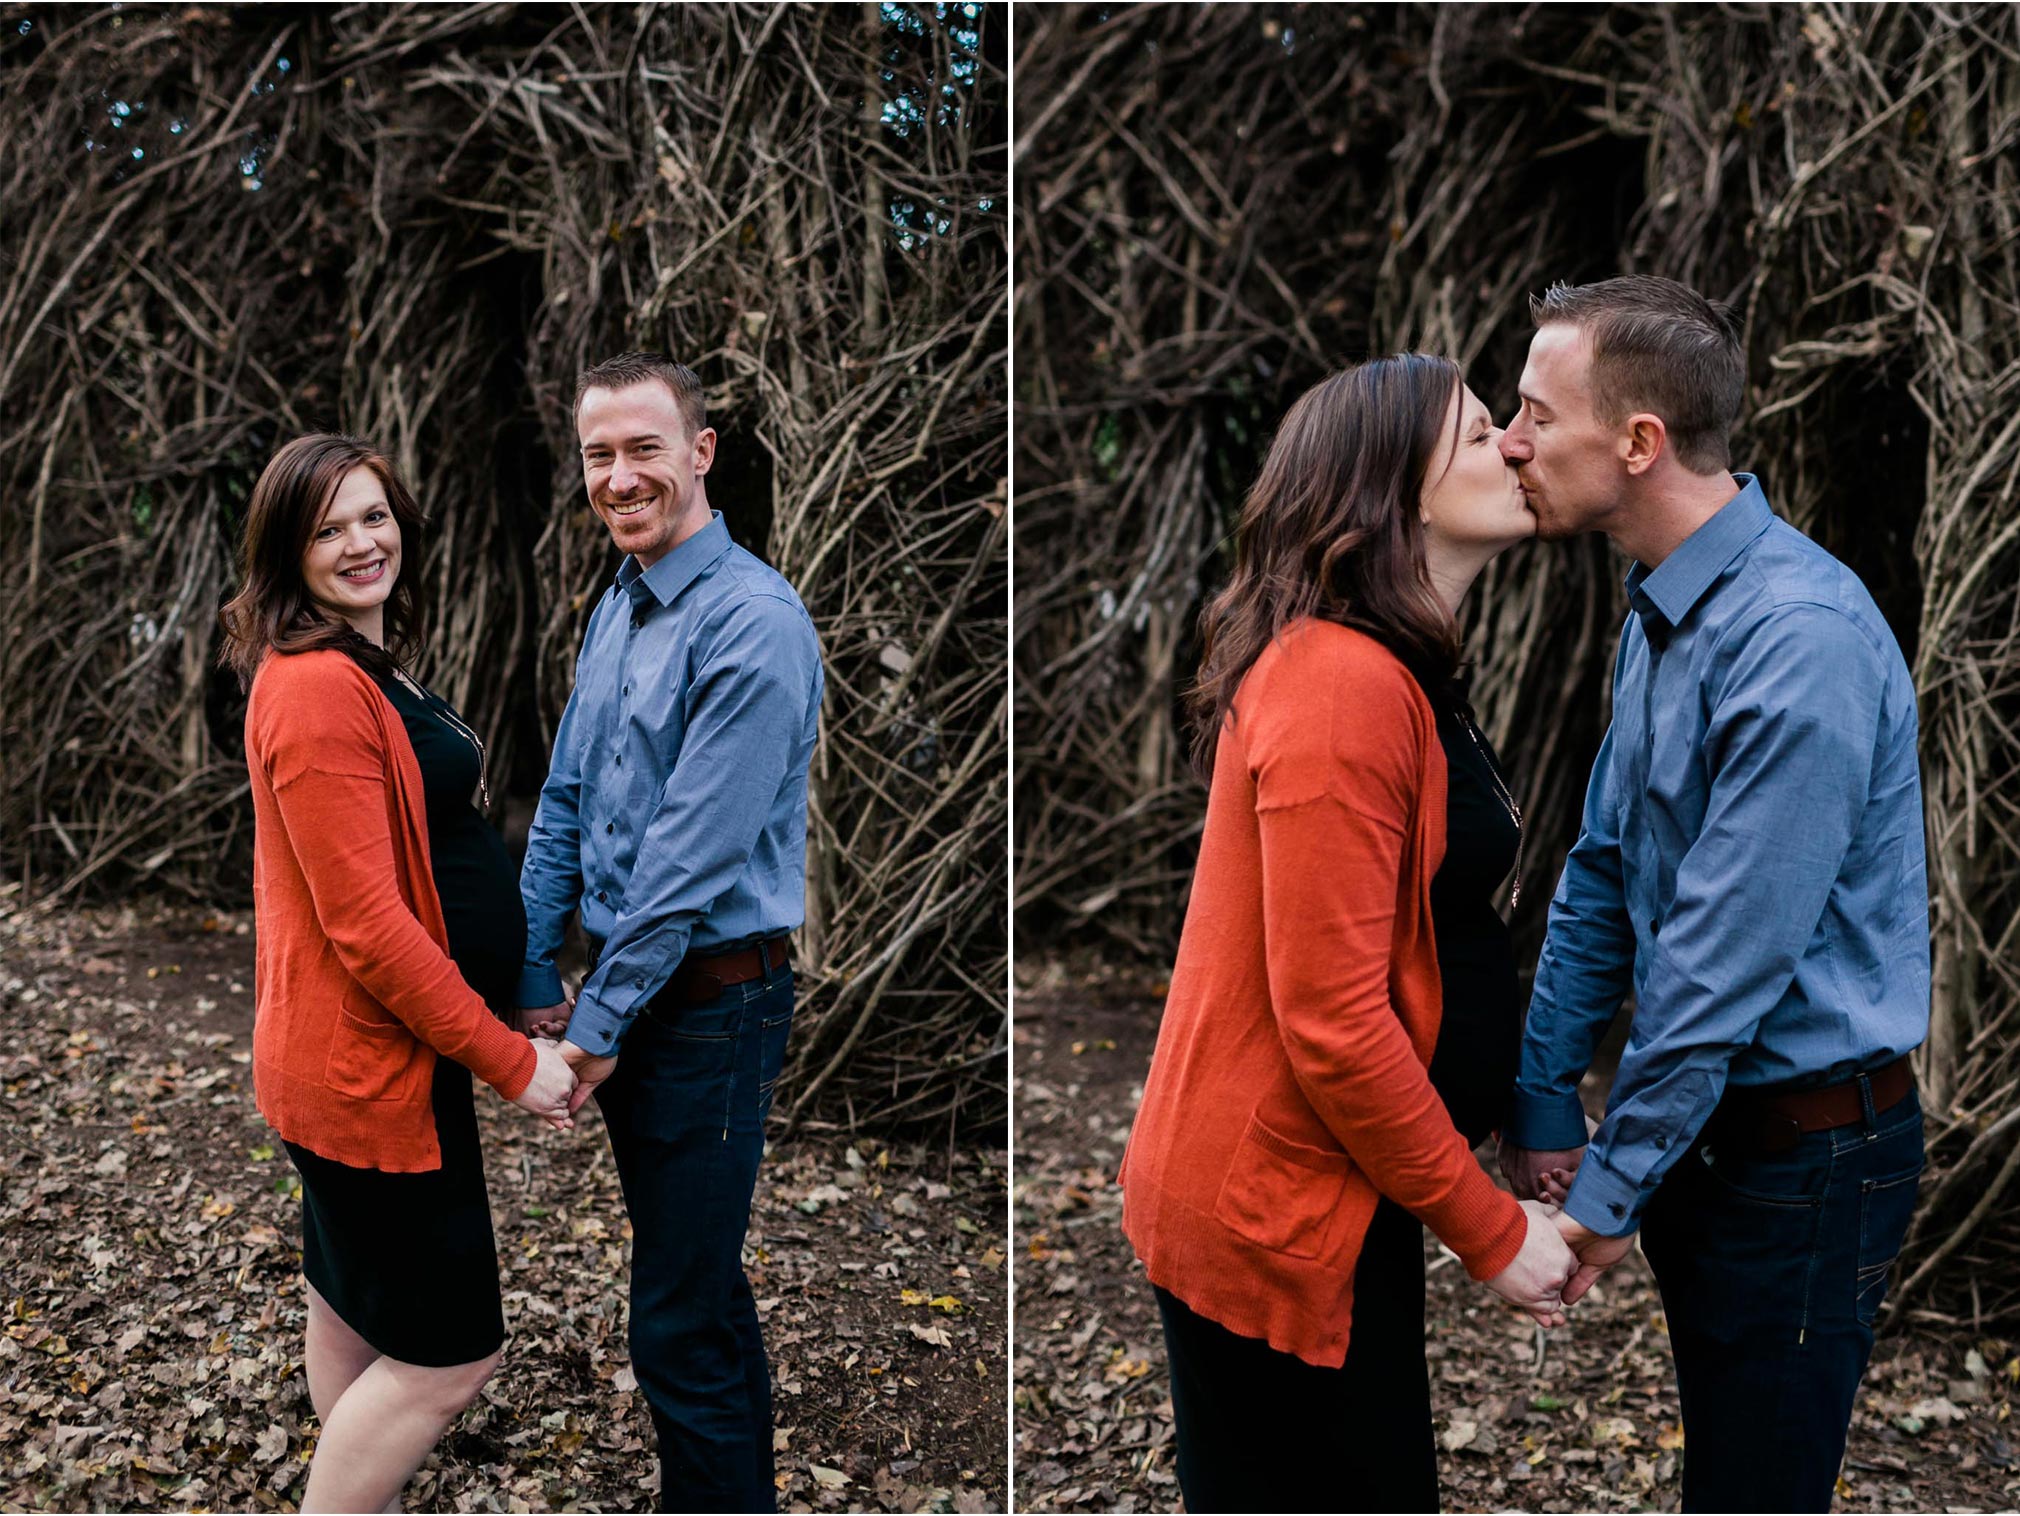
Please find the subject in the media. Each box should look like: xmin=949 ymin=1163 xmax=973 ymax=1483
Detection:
xmin=1553 ymin=1213 xmax=1636 ymax=1305
xmin=512 ymin=1037 xmax=581 ymax=1132
xmin=1499 ymin=1139 xmax=1586 ymax=1204
xmin=559 ymin=1039 xmax=618 ymax=1117
xmin=1484 ymin=1198 xmax=1579 ymax=1328
xmin=514 ymin=992 xmax=576 ymax=1040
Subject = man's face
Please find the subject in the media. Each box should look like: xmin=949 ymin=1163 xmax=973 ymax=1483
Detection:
xmin=577 ymin=380 xmax=716 ymax=568
xmin=1499 ymin=324 xmax=1625 ymax=540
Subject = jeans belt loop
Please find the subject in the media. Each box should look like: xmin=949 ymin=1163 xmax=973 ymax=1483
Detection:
xmin=1857 ymin=1071 xmax=1879 ymax=1137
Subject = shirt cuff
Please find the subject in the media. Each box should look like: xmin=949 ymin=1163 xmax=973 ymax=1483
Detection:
xmin=518 ymin=963 xmax=566 ymax=1009
xmin=1505 ymin=1089 xmax=1590 ymax=1151
xmin=1563 ymin=1148 xmax=1644 ymax=1238
xmin=564 ymin=994 xmax=629 ymax=1059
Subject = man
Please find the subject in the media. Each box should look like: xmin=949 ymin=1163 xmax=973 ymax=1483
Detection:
xmin=1496 ymin=277 xmax=1929 ymax=1512
xmin=517 ymin=352 xmax=823 ymax=1513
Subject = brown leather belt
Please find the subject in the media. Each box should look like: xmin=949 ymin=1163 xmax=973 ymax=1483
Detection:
xmin=658 ymin=936 xmax=791 ymax=1008
xmin=1705 ymin=1056 xmax=1914 ymax=1155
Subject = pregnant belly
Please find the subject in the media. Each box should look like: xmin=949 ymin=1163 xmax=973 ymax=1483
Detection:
xmin=433 ymin=823 xmax=529 ymax=1015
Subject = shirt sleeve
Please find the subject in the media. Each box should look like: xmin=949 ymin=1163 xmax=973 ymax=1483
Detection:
xmin=562 ymin=593 xmax=821 ymax=1057
xmin=1507 ymin=635 xmax=1640 ymax=1151
xmin=1564 ymin=604 xmax=1885 ymax=1237
xmin=1251 ymin=652 xmax=1527 ymax=1280
xmin=516 ymin=631 xmax=594 ymax=1009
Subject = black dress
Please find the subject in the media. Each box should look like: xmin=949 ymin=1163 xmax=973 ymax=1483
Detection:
xmin=1426 ymin=690 xmax=1525 ymax=1144
xmin=282 ymin=670 xmax=528 ymax=1368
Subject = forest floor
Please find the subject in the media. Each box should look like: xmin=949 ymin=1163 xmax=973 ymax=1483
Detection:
xmin=0 ymin=895 xmax=1006 ymax=1514
xmin=1013 ymin=960 xmax=2020 ymax=1515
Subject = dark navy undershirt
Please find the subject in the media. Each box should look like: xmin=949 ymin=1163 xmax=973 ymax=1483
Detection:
xmin=1425 ymin=691 xmax=1523 ymax=1147
xmin=371 ymin=671 xmax=525 ymax=1016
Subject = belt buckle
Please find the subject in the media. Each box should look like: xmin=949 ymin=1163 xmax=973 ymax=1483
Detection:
xmin=1759 ymin=1114 xmax=1802 ymax=1154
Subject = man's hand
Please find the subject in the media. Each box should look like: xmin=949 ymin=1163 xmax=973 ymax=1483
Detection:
xmin=1500 ymin=1139 xmax=1586 ymax=1202
xmin=560 ymin=1039 xmax=618 ymax=1116
xmin=514 ymin=994 xmax=575 ymax=1040
xmin=1554 ymin=1212 xmax=1636 ymax=1304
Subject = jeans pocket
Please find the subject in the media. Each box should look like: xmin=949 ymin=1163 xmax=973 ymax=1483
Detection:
xmin=1854 ymin=1165 xmax=1922 ymax=1326
xmin=755 ymin=1002 xmax=793 ymax=1124
xmin=622 ymin=994 xmax=744 ymax=1140
xmin=1696 ymin=1142 xmax=1827 ymax=1209
xmin=1672 ymin=1141 xmax=1829 ymax=1343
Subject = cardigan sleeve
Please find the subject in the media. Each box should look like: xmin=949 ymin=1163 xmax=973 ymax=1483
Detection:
xmin=1247 ymin=637 xmax=1526 ymax=1280
xmin=252 ymin=653 xmax=537 ymax=1101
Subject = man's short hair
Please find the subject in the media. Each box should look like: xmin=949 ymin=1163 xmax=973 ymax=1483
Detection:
xmin=574 ymin=352 xmax=708 ymax=440
xmin=1530 ymin=276 xmax=1743 ymax=475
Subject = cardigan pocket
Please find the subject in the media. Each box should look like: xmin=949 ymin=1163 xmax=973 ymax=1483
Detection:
xmin=325 ymin=987 xmax=420 ymax=1103
xmin=1213 ymin=1113 xmax=1354 ymax=1260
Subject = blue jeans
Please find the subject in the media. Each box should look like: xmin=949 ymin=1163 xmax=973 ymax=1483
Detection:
xmin=595 ymin=964 xmax=794 ymax=1514
xmin=1640 ymin=1080 xmax=1924 ymax=1513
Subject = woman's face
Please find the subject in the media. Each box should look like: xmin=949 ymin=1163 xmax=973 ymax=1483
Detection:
xmin=301 ymin=465 xmax=401 ymax=634
xmin=1419 ymin=383 xmax=1535 ymax=554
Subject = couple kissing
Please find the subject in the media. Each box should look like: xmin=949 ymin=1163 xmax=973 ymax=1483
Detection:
xmin=1120 ymin=276 xmax=1928 ymax=1514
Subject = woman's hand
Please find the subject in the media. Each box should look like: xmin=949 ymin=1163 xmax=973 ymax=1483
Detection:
xmin=1484 ymin=1199 xmax=1578 ymax=1327
xmin=512 ymin=1037 xmax=580 ymax=1131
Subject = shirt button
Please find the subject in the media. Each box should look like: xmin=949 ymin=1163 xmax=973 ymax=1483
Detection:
xmin=1609 ymin=1203 xmax=1626 ymax=1218
xmin=622 ymin=684 xmax=630 ymax=697
xmin=1648 ymin=917 xmax=1660 ymax=937
xmin=596 ymin=890 xmax=608 ymax=903
xmin=605 ymin=822 xmax=615 ymax=835
xmin=614 ymin=754 xmax=623 ymax=767
xmin=633 ymin=976 xmax=646 ymax=989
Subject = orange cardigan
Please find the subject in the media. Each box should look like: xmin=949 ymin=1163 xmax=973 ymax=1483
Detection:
xmin=1119 ymin=620 xmax=1526 ymax=1367
xmin=245 ymin=648 xmax=536 ymax=1172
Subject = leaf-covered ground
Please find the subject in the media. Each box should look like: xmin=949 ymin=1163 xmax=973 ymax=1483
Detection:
xmin=1013 ymin=962 xmax=2020 ymax=1514
xmin=0 ymin=896 xmax=1006 ymax=1513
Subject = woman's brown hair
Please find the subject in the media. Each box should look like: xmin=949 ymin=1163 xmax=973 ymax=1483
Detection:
xmin=1186 ymin=353 xmax=1465 ymax=780
xmin=217 ymin=434 xmax=426 ymax=687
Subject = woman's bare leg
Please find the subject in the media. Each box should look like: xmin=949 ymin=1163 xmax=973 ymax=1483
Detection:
xmin=299 ymin=1347 xmax=502 ymax=1514
xmin=303 ymin=1280 xmax=411 ymax=1510
xmin=304 ymin=1280 xmax=382 ymax=1424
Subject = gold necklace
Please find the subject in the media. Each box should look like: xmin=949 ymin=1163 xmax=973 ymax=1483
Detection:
xmin=395 ymin=669 xmax=490 ymax=811
xmin=1456 ymin=707 xmax=1523 ymax=910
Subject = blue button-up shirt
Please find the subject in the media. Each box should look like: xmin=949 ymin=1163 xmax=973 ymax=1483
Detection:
xmin=517 ymin=511 xmax=823 ymax=1057
xmin=1508 ymin=476 xmax=1929 ymax=1237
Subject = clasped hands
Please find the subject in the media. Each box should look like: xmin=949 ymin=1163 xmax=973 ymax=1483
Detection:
xmin=1482 ymin=1141 xmax=1636 ymax=1328
xmin=507 ymin=996 xmax=620 ymax=1131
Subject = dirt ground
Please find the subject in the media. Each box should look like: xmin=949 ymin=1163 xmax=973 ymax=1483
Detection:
xmin=0 ymin=895 xmax=1006 ymax=1513
xmin=1013 ymin=962 xmax=2020 ymax=1515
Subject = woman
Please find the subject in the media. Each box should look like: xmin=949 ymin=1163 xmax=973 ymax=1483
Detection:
xmin=219 ymin=434 xmax=578 ymax=1513
xmin=1117 ymin=355 xmax=1576 ymax=1512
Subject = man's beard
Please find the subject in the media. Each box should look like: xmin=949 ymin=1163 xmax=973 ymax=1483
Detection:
xmin=1524 ymin=495 xmax=1578 ymax=542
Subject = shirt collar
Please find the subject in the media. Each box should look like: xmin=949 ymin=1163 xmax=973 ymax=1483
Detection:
xmin=615 ymin=511 xmax=733 ymax=610
xmin=1624 ymin=473 xmax=1773 ymax=628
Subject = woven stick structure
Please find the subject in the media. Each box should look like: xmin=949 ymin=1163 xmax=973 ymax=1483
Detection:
xmin=1015 ymin=2 xmax=2020 ymax=1322
xmin=0 ymin=2 xmax=1007 ymax=1137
